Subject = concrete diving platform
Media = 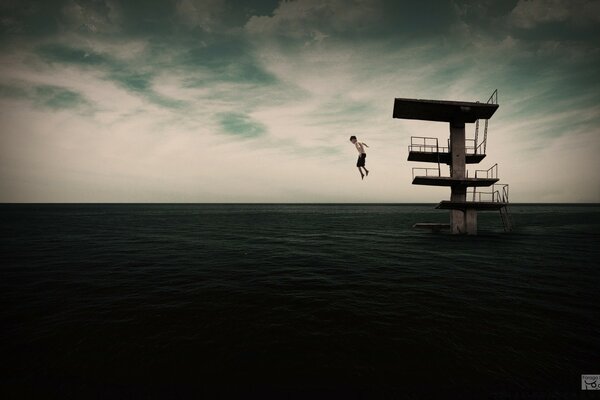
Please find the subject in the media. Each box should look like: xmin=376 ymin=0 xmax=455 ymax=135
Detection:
xmin=393 ymin=98 xmax=498 ymax=123
xmin=394 ymin=90 xmax=509 ymax=235
xmin=408 ymin=151 xmax=486 ymax=164
xmin=413 ymin=223 xmax=450 ymax=232
xmin=436 ymin=200 xmax=508 ymax=211
xmin=412 ymin=176 xmax=499 ymax=187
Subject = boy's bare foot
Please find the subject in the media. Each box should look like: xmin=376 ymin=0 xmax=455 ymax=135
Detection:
xmin=366 ymin=170 xmax=369 ymax=176
xmin=361 ymin=175 xmax=365 ymax=180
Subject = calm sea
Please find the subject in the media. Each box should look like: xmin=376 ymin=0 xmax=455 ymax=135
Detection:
xmin=1 ymin=204 xmax=599 ymax=398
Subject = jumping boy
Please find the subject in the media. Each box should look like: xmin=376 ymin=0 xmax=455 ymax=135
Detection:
xmin=349 ymin=135 xmax=369 ymax=180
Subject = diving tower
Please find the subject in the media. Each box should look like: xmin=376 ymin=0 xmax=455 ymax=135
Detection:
xmin=393 ymin=90 xmax=513 ymax=235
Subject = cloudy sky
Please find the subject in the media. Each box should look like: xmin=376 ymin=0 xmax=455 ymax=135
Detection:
xmin=1 ymin=0 xmax=599 ymax=203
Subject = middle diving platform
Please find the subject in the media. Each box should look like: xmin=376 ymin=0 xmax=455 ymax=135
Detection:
xmin=407 ymin=136 xmax=486 ymax=164
xmin=411 ymin=164 xmax=500 ymax=187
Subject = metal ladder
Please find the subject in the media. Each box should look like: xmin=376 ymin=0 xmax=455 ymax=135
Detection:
xmin=499 ymin=206 xmax=513 ymax=232
xmin=498 ymin=184 xmax=514 ymax=232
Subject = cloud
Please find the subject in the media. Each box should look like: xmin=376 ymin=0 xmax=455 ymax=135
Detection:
xmin=35 ymin=42 xmax=186 ymax=109
xmin=219 ymin=112 xmax=267 ymax=138
xmin=33 ymin=84 xmax=91 ymax=110
xmin=0 ymin=81 xmax=92 ymax=112
xmin=177 ymin=38 xmax=278 ymax=85
xmin=175 ymin=0 xmax=225 ymax=32
xmin=0 ymin=83 xmax=28 ymax=99
xmin=510 ymin=0 xmax=600 ymax=29
xmin=37 ymin=42 xmax=111 ymax=66
xmin=61 ymin=0 xmax=123 ymax=33
xmin=0 ymin=0 xmax=599 ymax=202
xmin=245 ymin=0 xmax=383 ymax=40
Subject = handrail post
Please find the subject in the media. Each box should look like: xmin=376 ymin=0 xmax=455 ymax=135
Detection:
xmin=436 ymin=138 xmax=440 ymax=176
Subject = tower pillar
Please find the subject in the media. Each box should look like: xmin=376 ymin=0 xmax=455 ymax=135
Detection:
xmin=449 ymin=122 xmax=470 ymax=234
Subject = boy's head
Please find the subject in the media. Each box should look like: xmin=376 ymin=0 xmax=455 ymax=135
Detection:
xmin=349 ymin=135 xmax=357 ymax=143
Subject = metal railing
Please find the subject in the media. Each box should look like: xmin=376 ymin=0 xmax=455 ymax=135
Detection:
xmin=487 ymin=89 xmax=498 ymax=105
xmin=440 ymin=137 xmax=484 ymax=155
xmin=468 ymin=183 xmax=509 ymax=203
xmin=473 ymin=89 xmax=497 ymax=156
xmin=408 ymin=136 xmax=443 ymax=175
xmin=465 ymin=138 xmax=478 ymax=155
xmin=408 ymin=136 xmax=448 ymax=153
xmin=412 ymin=167 xmax=442 ymax=180
xmin=482 ymin=89 xmax=497 ymax=154
xmin=475 ymin=163 xmax=498 ymax=179
xmin=475 ymin=139 xmax=485 ymax=155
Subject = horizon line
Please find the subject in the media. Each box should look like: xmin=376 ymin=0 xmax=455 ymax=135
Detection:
xmin=1 ymin=202 xmax=599 ymax=206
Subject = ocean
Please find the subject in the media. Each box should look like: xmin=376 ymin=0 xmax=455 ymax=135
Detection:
xmin=1 ymin=204 xmax=599 ymax=398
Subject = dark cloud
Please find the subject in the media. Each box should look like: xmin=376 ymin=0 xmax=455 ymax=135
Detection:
xmin=0 ymin=0 xmax=64 ymax=37
xmin=35 ymin=42 xmax=187 ymax=109
xmin=218 ymin=112 xmax=266 ymax=137
xmin=0 ymin=83 xmax=29 ymax=99
xmin=378 ymin=1 xmax=461 ymax=38
xmin=34 ymin=84 xmax=90 ymax=109
xmin=37 ymin=43 xmax=111 ymax=65
xmin=177 ymin=37 xmax=278 ymax=85
xmin=2 ymin=0 xmax=599 ymax=49
xmin=0 ymin=81 xmax=92 ymax=112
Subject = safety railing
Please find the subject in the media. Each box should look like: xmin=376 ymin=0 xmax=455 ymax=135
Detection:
xmin=500 ymin=184 xmax=509 ymax=203
xmin=408 ymin=136 xmax=443 ymax=175
xmin=468 ymin=184 xmax=509 ymax=203
xmin=465 ymin=138 xmax=477 ymax=154
xmin=475 ymin=163 xmax=498 ymax=179
xmin=412 ymin=167 xmax=442 ymax=180
xmin=473 ymin=122 xmax=487 ymax=155
xmin=475 ymin=139 xmax=485 ymax=155
xmin=487 ymin=89 xmax=498 ymax=105
xmin=408 ymin=136 xmax=448 ymax=153
xmin=445 ymin=138 xmax=484 ymax=155
xmin=473 ymin=89 xmax=497 ymax=155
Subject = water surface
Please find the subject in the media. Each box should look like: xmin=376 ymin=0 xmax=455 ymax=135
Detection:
xmin=2 ymin=204 xmax=599 ymax=398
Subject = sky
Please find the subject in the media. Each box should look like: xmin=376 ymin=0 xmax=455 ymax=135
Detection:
xmin=0 ymin=0 xmax=599 ymax=203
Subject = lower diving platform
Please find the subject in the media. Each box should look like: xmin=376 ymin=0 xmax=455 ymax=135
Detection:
xmin=413 ymin=223 xmax=450 ymax=232
xmin=436 ymin=200 xmax=508 ymax=211
xmin=412 ymin=176 xmax=499 ymax=187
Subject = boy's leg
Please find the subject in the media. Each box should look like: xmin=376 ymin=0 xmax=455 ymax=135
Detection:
xmin=360 ymin=154 xmax=369 ymax=176
xmin=357 ymin=167 xmax=364 ymax=179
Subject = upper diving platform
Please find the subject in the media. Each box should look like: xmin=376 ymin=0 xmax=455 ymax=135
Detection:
xmin=408 ymin=136 xmax=487 ymax=164
xmin=393 ymin=98 xmax=498 ymax=123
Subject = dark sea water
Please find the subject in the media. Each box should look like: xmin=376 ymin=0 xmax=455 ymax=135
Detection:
xmin=1 ymin=204 xmax=599 ymax=399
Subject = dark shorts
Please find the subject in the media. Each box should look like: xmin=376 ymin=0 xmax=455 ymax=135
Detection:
xmin=356 ymin=153 xmax=366 ymax=167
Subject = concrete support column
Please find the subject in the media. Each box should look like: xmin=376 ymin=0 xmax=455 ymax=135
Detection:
xmin=465 ymin=208 xmax=477 ymax=235
xmin=450 ymin=122 xmax=466 ymax=179
xmin=450 ymin=122 xmax=467 ymax=234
